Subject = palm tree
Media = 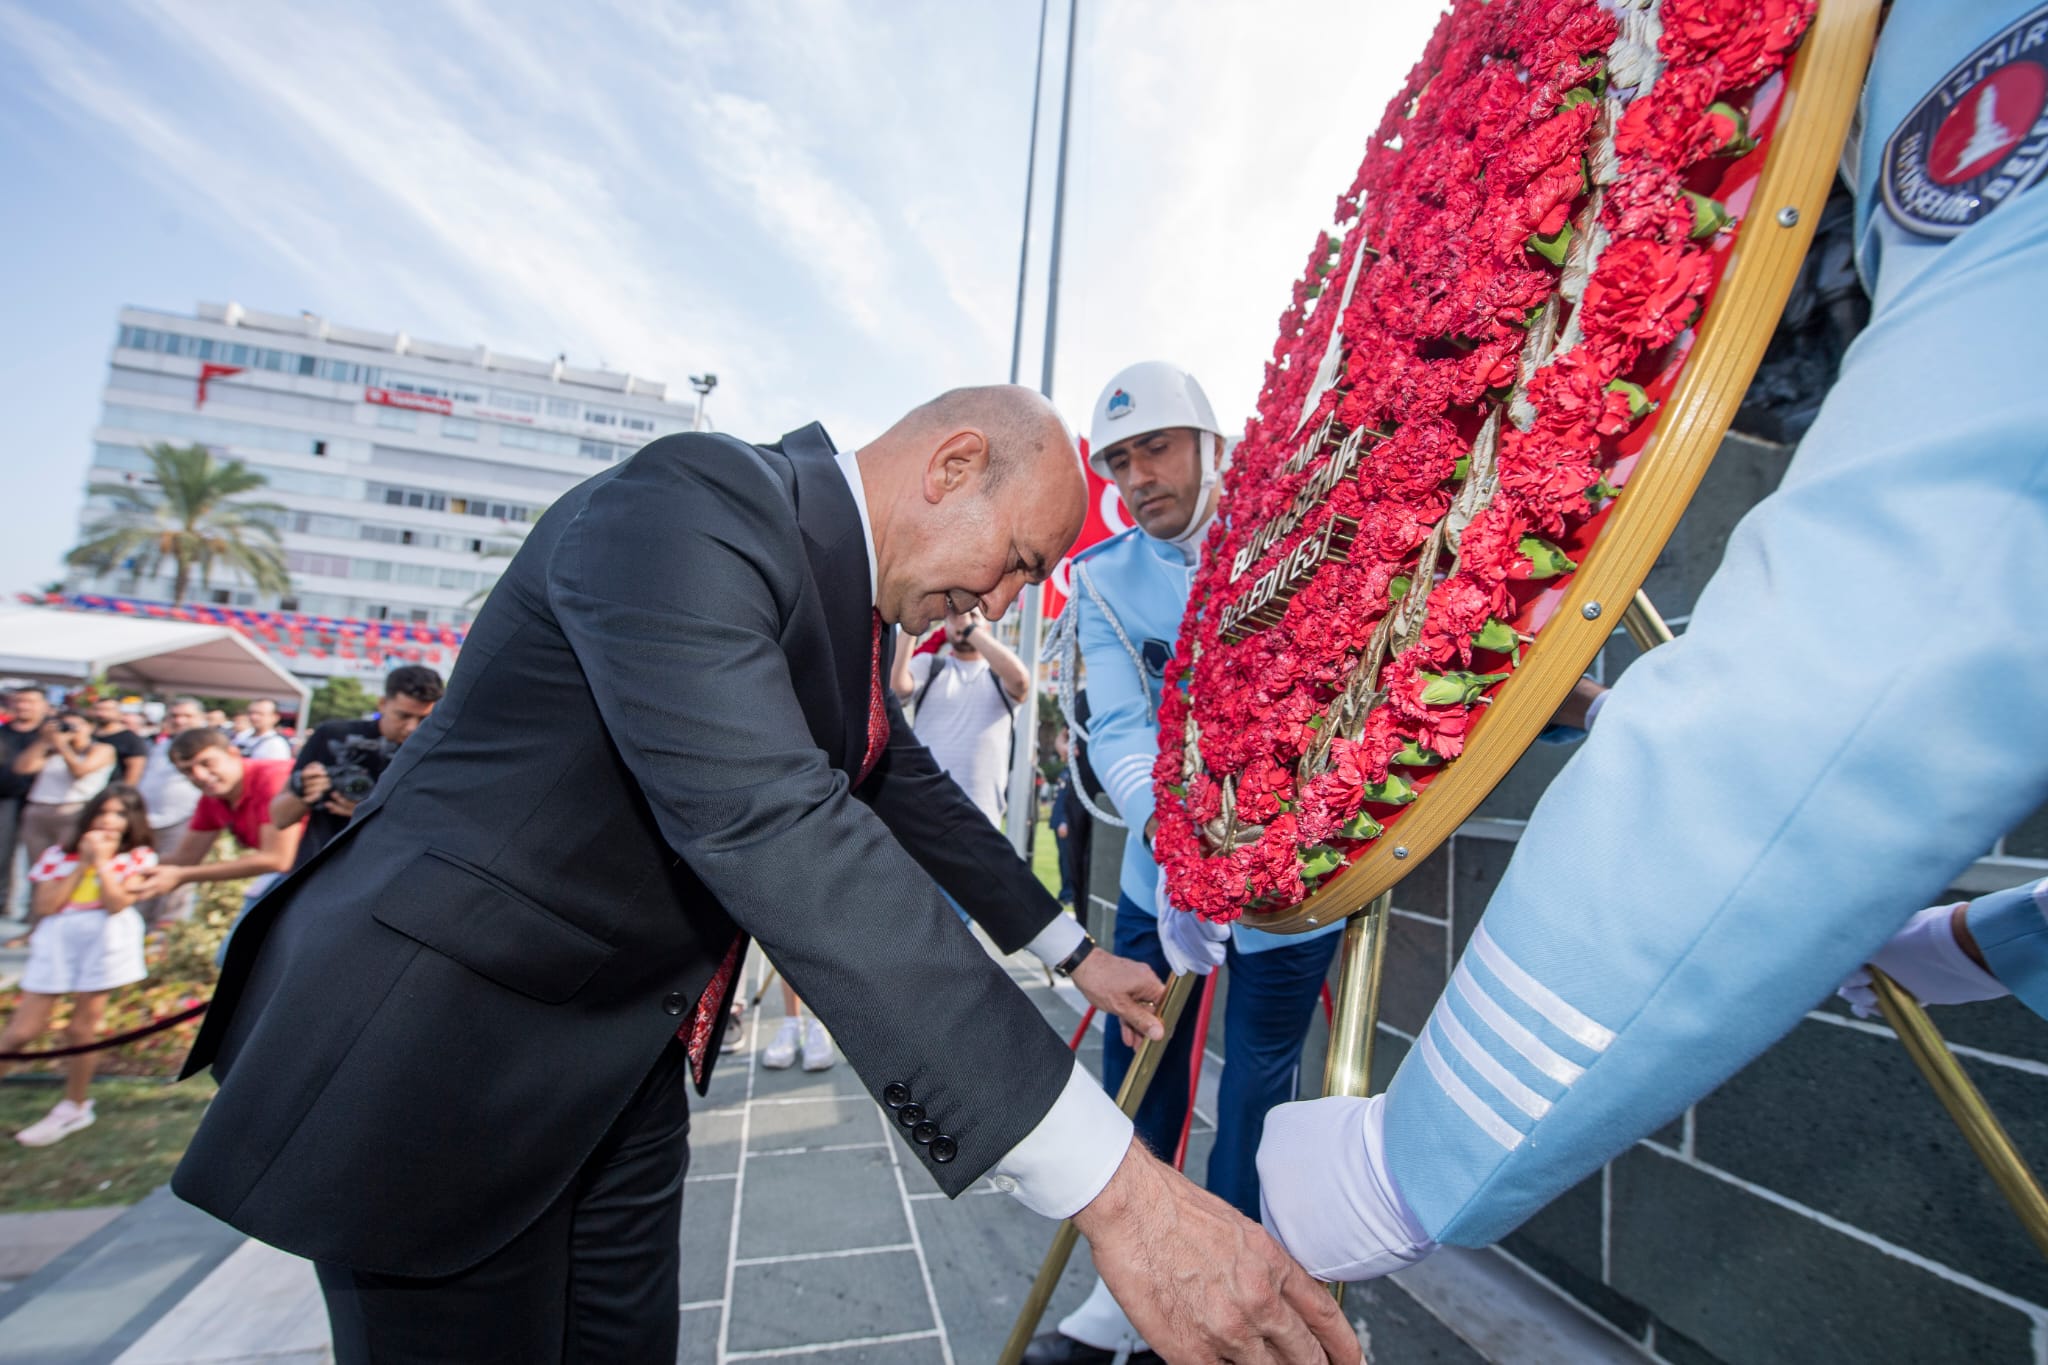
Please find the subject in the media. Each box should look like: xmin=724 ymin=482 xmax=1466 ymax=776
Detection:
xmin=67 ymin=442 xmax=292 ymax=605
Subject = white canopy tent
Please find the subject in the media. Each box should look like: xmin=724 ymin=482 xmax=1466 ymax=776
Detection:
xmin=0 ymin=606 xmax=309 ymax=712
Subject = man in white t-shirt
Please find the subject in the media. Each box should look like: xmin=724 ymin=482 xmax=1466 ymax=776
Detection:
xmin=890 ymin=606 xmax=1029 ymax=824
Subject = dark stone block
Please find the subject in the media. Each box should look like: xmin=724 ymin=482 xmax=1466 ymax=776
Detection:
xmin=1393 ymin=846 xmax=1451 ymax=920
xmin=1651 ymin=1318 xmax=1732 ymax=1365
xmin=1499 ymin=1167 xmax=1649 ymax=1338
xmin=1087 ymin=823 xmax=1127 ymax=919
xmin=1610 ymin=1146 xmax=2037 ymax=1365
xmin=1382 ymin=912 xmax=1449 ymax=1036
xmin=1449 ymin=836 xmax=1517 ymax=960
xmin=1639 ymin=432 xmax=1793 ymax=622
xmin=1696 ymin=1016 xmax=2048 ymax=1305
xmin=1812 ymin=987 xmax=2048 ymax=1070
xmin=1371 ymin=1026 xmax=1412 ymax=1095
xmin=917 ymin=1189 xmax=1097 ymax=1361
xmin=677 ymin=1304 xmax=720 ymax=1365
xmin=1349 ymin=1276 xmax=1490 ymax=1364
xmin=1651 ymin=1109 xmax=1687 ymax=1150
xmin=2005 ymin=799 xmax=2048 ymax=859
xmin=1473 ymin=737 xmax=1574 ymax=822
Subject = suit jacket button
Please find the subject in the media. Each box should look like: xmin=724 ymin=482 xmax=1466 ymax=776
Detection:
xmin=912 ymin=1121 xmax=938 ymax=1145
xmin=897 ymin=1103 xmax=927 ymax=1127
xmin=929 ymin=1135 xmax=957 ymax=1164
xmin=883 ymin=1083 xmax=911 ymax=1109
xmin=662 ymin=992 xmax=686 ymax=1016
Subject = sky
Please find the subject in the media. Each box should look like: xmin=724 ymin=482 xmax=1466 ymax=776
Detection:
xmin=0 ymin=0 xmax=1447 ymax=598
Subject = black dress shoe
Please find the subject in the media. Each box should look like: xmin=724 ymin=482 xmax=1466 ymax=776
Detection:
xmin=1019 ymin=1332 xmax=1162 ymax=1364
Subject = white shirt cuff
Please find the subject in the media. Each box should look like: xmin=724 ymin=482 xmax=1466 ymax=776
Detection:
xmin=989 ymin=1060 xmax=1134 ymax=1219
xmin=1583 ymin=687 xmax=1610 ymax=730
xmin=1023 ymin=912 xmax=1088 ymax=969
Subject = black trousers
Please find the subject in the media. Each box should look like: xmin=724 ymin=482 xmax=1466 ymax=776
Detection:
xmin=318 ymin=1041 xmax=694 ymax=1364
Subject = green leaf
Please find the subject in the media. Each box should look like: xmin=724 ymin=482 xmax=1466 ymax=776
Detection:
xmin=1340 ymin=811 xmax=1384 ymax=841
xmin=1528 ymin=222 xmax=1574 ymax=266
xmin=1472 ymin=618 xmax=1520 ymax=654
xmin=1604 ymin=378 xmax=1654 ymax=420
xmin=1558 ymin=85 xmax=1598 ymax=111
xmin=1389 ymin=575 xmax=1412 ymax=602
xmin=1299 ymin=845 xmax=1345 ymax=879
xmin=1306 ymin=715 xmax=1325 ymax=731
xmin=1682 ymin=190 xmax=1732 ymax=239
xmin=1418 ymin=671 xmax=1511 ymax=706
xmin=1452 ymin=454 xmax=1471 ymax=480
xmin=1360 ymin=773 xmax=1419 ymax=805
xmin=1166 ymin=783 xmax=1188 ymax=798
xmin=1585 ymin=475 xmax=1621 ymax=504
xmin=1517 ymin=536 xmax=1577 ymax=579
xmin=1392 ymin=740 xmax=1442 ymax=768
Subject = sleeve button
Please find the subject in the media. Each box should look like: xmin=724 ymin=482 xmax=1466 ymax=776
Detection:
xmin=661 ymin=992 xmax=686 ymax=1016
xmin=882 ymin=1083 xmax=910 ymax=1108
xmin=929 ymin=1135 xmax=958 ymax=1164
xmin=897 ymin=1103 xmax=927 ymax=1127
xmin=912 ymin=1121 xmax=938 ymax=1144
xmin=991 ymin=1175 xmax=1019 ymax=1194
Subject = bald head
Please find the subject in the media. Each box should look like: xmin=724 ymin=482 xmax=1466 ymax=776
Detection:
xmin=858 ymin=384 xmax=1087 ymax=632
xmin=889 ymin=384 xmax=1071 ymax=495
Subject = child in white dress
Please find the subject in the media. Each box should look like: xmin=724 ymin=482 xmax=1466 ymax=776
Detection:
xmin=1 ymin=785 xmax=157 ymax=1147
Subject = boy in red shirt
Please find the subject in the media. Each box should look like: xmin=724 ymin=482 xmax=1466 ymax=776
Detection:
xmin=129 ymin=729 xmax=303 ymax=917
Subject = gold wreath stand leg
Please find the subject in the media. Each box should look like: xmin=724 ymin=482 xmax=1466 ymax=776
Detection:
xmin=997 ymin=970 xmax=1204 ymax=1365
xmin=1320 ymin=891 xmax=1395 ymax=1310
xmin=1621 ymin=590 xmax=2048 ymax=1257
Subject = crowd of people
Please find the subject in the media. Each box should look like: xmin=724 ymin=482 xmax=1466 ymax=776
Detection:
xmin=0 ymin=666 xmax=443 ymax=1147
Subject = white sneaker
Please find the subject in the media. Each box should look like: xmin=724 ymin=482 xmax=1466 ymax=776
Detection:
xmin=801 ymin=1020 xmax=836 ymax=1072
xmin=17 ymin=1098 xmax=95 ymax=1148
xmin=762 ymin=1017 xmax=803 ymax=1070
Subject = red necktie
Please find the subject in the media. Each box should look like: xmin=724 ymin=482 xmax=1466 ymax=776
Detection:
xmin=685 ymin=610 xmax=891 ymax=1079
xmin=859 ymin=610 xmax=889 ymax=783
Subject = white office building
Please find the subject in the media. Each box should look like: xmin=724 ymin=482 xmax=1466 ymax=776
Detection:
xmin=69 ymin=301 xmax=705 ymax=679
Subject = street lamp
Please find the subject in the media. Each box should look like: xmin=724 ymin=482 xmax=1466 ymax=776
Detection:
xmin=689 ymin=373 xmax=718 ymax=431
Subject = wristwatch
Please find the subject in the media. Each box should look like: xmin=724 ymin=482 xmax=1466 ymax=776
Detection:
xmin=1053 ymin=934 xmax=1097 ymax=978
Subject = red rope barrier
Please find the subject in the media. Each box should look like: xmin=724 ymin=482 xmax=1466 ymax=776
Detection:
xmin=1067 ymin=1005 xmax=1098 ymax=1052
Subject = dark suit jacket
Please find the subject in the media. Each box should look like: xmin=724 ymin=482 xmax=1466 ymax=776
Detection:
xmin=172 ymin=425 xmax=1076 ymax=1276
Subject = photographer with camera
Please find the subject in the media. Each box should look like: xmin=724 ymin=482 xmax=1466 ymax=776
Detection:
xmin=270 ymin=666 xmax=443 ymax=868
xmin=12 ymin=709 xmax=117 ymax=875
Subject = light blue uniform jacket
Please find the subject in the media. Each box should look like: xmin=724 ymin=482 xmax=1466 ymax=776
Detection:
xmin=1383 ymin=0 xmax=2048 ymax=1245
xmin=1070 ymin=526 xmax=1342 ymax=953
xmin=1968 ymin=880 xmax=2048 ymax=1017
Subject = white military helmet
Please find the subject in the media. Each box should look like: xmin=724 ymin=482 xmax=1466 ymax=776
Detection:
xmin=1087 ymin=361 xmax=1221 ymax=478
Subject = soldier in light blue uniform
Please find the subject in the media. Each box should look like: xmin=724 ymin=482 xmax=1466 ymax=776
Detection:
xmin=1026 ymin=363 xmax=1345 ymax=1365
xmin=1254 ymin=0 xmax=2048 ymax=1281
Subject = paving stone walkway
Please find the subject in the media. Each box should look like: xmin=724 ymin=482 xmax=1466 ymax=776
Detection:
xmin=0 ymin=934 xmax=1644 ymax=1364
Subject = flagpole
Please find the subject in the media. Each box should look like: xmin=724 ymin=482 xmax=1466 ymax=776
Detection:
xmin=1004 ymin=0 xmax=1078 ymax=856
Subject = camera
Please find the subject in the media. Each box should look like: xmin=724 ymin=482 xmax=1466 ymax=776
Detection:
xmin=294 ymin=732 xmax=399 ymax=807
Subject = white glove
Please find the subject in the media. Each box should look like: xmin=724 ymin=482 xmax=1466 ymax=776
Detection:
xmin=1838 ymin=904 xmax=2009 ymax=1018
xmin=1258 ymin=1093 xmax=1436 ymax=1282
xmin=1155 ymin=867 xmax=1228 ymax=976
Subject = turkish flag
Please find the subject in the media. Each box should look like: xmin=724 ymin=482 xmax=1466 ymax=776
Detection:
xmin=1043 ymin=438 xmax=1133 ymax=618
xmin=196 ymin=364 xmax=245 ymax=408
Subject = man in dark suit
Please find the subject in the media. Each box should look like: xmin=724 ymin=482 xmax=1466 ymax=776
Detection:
xmin=174 ymin=387 xmax=1357 ymax=1365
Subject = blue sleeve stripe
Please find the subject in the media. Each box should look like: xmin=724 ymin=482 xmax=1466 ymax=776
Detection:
xmin=1471 ymin=925 xmax=1616 ymax=1051
xmin=1436 ymin=1000 xmax=1554 ymax=1119
xmin=1419 ymin=1024 xmax=1526 ymax=1151
xmin=1451 ymin=967 xmax=1586 ymax=1086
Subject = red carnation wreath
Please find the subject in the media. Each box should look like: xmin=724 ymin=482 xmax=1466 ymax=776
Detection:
xmin=1154 ymin=0 xmax=1815 ymax=921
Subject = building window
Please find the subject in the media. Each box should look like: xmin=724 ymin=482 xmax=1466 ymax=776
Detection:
xmin=377 ymin=407 xmax=417 ymax=431
xmin=442 ymin=416 xmax=480 ymax=440
xmin=209 ymin=589 xmax=232 ymax=605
